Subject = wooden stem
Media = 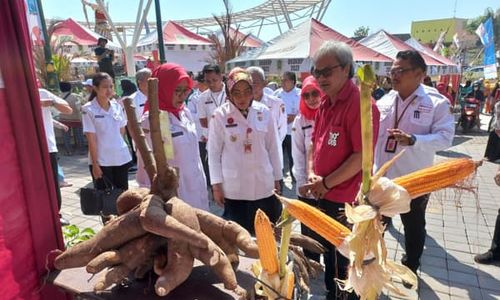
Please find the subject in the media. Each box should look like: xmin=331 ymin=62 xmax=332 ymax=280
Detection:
xmin=123 ymin=97 xmax=156 ymax=182
xmin=147 ymin=78 xmax=168 ymax=182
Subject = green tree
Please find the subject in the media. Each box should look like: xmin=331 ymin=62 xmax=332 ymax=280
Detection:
xmin=353 ymin=26 xmax=370 ymax=39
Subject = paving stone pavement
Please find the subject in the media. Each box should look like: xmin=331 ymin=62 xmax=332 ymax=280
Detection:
xmin=58 ymin=114 xmax=499 ymax=300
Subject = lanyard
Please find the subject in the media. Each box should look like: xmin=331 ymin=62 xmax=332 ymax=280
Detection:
xmin=394 ymin=95 xmax=418 ymax=128
xmin=210 ymin=90 xmax=225 ymax=107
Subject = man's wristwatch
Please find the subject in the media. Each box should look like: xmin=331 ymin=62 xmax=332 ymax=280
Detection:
xmin=408 ymin=134 xmax=416 ymax=146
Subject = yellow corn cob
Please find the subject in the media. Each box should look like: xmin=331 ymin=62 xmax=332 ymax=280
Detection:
xmin=279 ymin=197 xmax=351 ymax=247
xmin=393 ymin=158 xmax=477 ymax=199
xmin=254 ymin=209 xmax=279 ymax=275
xmin=286 ymin=272 xmax=295 ymax=299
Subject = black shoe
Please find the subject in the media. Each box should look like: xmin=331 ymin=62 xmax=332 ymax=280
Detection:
xmin=474 ymin=251 xmax=500 ymax=264
xmin=60 ymin=216 xmax=70 ymax=226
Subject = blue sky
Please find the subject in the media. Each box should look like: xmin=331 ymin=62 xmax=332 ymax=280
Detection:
xmin=41 ymin=0 xmax=499 ymax=41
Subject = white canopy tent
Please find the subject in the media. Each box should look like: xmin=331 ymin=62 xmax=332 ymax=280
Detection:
xmin=360 ymin=30 xmax=457 ymax=76
xmin=227 ymin=18 xmax=393 ymax=76
xmin=136 ymin=21 xmax=215 ymax=72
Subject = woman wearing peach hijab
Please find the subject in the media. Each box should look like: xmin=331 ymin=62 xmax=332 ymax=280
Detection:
xmin=208 ymin=68 xmax=282 ymax=234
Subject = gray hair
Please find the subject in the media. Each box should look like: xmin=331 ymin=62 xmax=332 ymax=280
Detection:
xmin=246 ymin=66 xmax=266 ymax=81
xmin=135 ymin=68 xmax=152 ymax=83
xmin=313 ymin=41 xmax=354 ymax=78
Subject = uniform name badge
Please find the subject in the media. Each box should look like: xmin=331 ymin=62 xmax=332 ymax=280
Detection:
xmin=385 ymin=136 xmax=397 ymax=153
xmin=244 ymin=128 xmax=252 ymax=153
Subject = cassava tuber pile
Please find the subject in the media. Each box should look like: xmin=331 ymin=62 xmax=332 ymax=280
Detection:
xmin=53 ymin=78 xmax=324 ymax=298
xmin=53 ymin=79 xmax=259 ymax=297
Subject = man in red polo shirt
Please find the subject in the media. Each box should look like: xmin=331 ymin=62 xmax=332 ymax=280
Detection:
xmin=302 ymin=41 xmax=380 ymax=300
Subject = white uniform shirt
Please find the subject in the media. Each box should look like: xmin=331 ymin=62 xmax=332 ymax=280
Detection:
xmin=374 ymin=84 xmax=455 ymax=179
xmin=137 ymin=108 xmax=209 ymax=210
xmin=187 ymin=90 xmax=204 ymax=142
xmin=208 ymin=101 xmax=282 ymax=200
xmin=130 ymin=90 xmax=147 ymax=120
xmin=260 ymin=94 xmax=287 ymax=142
xmin=39 ymin=88 xmax=65 ymax=153
xmin=274 ymin=87 xmax=301 ymax=135
xmin=291 ymin=114 xmax=315 ymax=198
xmin=82 ymin=99 xmax=132 ymax=166
xmin=196 ymin=87 xmax=226 ymax=140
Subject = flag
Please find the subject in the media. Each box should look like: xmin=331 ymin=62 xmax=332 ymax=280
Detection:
xmin=433 ymin=30 xmax=447 ymax=52
xmin=452 ymin=33 xmax=461 ymax=49
xmin=480 ymin=18 xmax=497 ymax=79
xmin=475 ymin=22 xmax=487 ymax=46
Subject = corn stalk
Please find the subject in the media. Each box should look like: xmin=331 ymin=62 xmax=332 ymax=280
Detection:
xmin=357 ymin=64 xmax=376 ymax=199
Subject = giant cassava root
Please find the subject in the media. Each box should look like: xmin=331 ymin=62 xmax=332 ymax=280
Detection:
xmin=53 ymin=79 xmax=257 ymax=298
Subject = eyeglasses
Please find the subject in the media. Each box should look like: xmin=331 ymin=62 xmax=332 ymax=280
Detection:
xmin=174 ymin=87 xmax=192 ymax=96
xmin=388 ymin=67 xmax=414 ymax=77
xmin=302 ymin=90 xmax=320 ymax=100
xmin=312 ymin=64 xmax=342 ymax=79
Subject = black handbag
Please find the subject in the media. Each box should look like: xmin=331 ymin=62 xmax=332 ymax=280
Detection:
xmin=80 ymin=177 xmax=124 ymax=215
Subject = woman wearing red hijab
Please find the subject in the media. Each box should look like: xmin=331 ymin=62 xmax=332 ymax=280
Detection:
xmin=291 ymin=75 xmax=323 ymax=261
xmin=137 ymin=63 xmax=209 ymax=210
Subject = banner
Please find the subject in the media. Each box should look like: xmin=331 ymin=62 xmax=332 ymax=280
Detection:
xmin=476 ymin=18 xmax=497 ymax=79
xmin=25 ymin=0 xmax=44 ymax=46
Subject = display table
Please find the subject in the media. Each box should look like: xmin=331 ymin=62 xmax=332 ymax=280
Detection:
xmin=48 ymin=257 xmax=257 ymax=300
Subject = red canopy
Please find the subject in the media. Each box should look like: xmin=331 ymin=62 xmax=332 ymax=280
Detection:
xmin=163 ymin=21 xmax=212 ymax=45
xmin=51 ymin=18 xmax=120 ymax=48
xmin=309 ymin=19 xmax=392 ymax=63
xmin=228 ymin=27 xmax=263 ymax=48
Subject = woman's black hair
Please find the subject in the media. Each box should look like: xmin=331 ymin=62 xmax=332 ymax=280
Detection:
xmin=88 ymin=72 xmax=113 ymax=102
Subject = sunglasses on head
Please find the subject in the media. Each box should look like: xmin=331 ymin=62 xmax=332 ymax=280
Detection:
xmin=312 ymin=64 xmax=342 ymax=79
xmin=302 ymin=90 xmax=320 ymax=99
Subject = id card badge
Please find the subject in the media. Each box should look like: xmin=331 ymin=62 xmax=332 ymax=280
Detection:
xmin=385 ymin=136 xmax=398 ymax=153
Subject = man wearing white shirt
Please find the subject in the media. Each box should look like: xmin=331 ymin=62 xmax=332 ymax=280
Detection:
xmin=39 ymin=88 xmax=73 ymax=226
xmin=196 ymin=64 xmax=226 ymax=185
xmin=187 ymin=72 xmax=209 ymax=184
xmin=274 ymin=71 xmax=300 ymax=181
xmin=374 ymin=50 xmax=454 ymax=283
xmin=129 ymin=68 xmax=151 ymax=121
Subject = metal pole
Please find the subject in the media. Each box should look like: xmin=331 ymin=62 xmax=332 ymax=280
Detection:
xmin=154 ymin=0 xmax=165 ymax=63
xmin=36 ymin=0 xmax=59 ymax=90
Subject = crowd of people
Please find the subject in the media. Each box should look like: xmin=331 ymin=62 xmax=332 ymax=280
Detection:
xmin=37 ymin=39 xmax=500 ymax=299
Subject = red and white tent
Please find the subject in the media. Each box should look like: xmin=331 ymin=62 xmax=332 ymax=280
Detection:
xmin=51 ymin=18 xmax=120 ymax=54
xmin=404 ymin=38 xmax=459 ymax=74
xmin=360 ymin=30 xmax=455 ymax=75
xmin=227 ymin=27 xmax=264 ymax=49
xmin=137 ymin=21 xmax=214 ymax=72
xmin=227 ymin=18 xmax=393 ymax=75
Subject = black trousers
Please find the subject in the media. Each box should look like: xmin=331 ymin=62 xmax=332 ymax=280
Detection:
xmin=224 ymin=195 xmax=282 ymax=235
xmin=484 ymin=130 xmax=500 ymax=161
xmin=199 ymin=141 xmax=210 ymax=186
xmin=282 ymin=135 xmax=294 ymax=179
xmin=125 ymin=127 xmax=137 ymax=165
xmin=89 ymin=162 xmax=131 ymax=190
xmin=298 ymin=196 xmax=321 ymax=262
xmin=49 ymin=152 xmax=62 ymax=211
xmin=490 ymin=209 xmax=500 ymax=256
xmin=401 ymin=194 xmax=430 ymax=272
xmin=316 ymin=200 xmax=358 ymax=300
